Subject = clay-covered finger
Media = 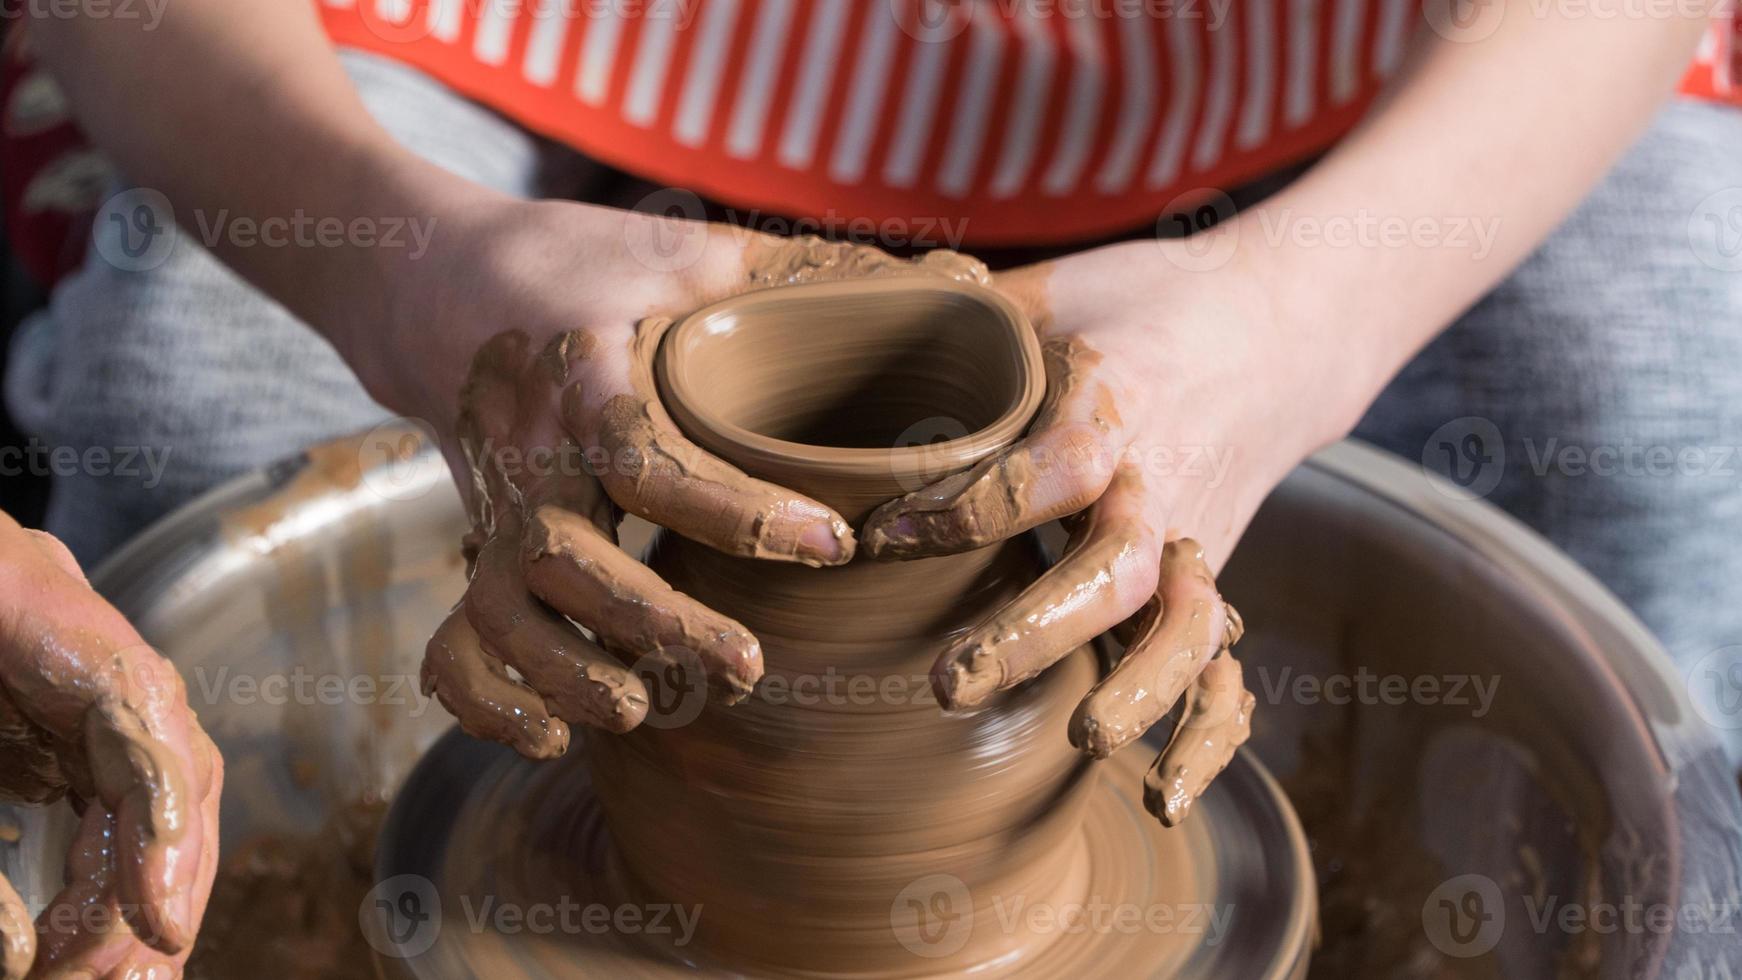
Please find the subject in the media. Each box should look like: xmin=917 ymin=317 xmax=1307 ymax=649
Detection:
xmin=864 ymin=337 xmax=1122 ymax=559
xmin=422 ymin=607 xmax=570 ymax=759
xmin=81 ymin=693 xmax=199 ymax=954
xmin=522 ymin=504 xmax=763 ymax=702
xmin=573 ymin=319 xmax=854 ymax=568
xmin=1068 ymin=539 xmax=1234 ymax=758
xmin=0 ymin=871 xmax=33 ymax=980
xmin=464 ymin=535 xmax=649 ymax=734
xmin=1143 ymin=651 xmax=1256 ymax=827
xmin=930 ymin=472 xmax=1159 ymax=710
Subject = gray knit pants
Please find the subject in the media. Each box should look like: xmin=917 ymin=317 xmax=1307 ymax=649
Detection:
xmin=9 ymin=54 xmax=1742 ymax=771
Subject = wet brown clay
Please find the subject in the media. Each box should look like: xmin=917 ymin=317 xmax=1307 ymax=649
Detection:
xmin=382 ymin=275 xmax=1314 ymax=979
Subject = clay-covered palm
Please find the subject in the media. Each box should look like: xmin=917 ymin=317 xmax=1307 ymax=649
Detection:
xmin=0 ymin=514 xmax=222 ymax=977
xmin=863 ymin=240 xmax=1332 ymax=825
xmin=373 ymin=200 xmax=956 ymax=759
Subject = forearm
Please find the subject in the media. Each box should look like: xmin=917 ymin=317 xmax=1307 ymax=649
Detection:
xmin=24 ymin=1 xmax=482 ymax=362
xmin=1233 ymin=6 xmax=1710 ymax=431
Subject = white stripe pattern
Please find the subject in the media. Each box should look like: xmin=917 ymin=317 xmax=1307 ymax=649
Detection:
xmin=524 ymin=0 xmax=574 ymax=86
xmin=1236 ymin=0 xmax=1276 ymax=150
xmin=988 ymin=13 xmax=1055 ymax=198
xmin=674 ymin=0 xmax=742 ymax=146
xmin=1283 ymin=0 xmax=1317 ymax=127
xmin=1191 ymin=11 xmax=1236 ymax=172
xmin=828 ymin=4 xmax=899 ymax=183
xmin=1094 ymin=13 xmax=1156 ymax=193
xmin=777 ymin=2 xmax=850 ymax=168
xmin=1146 ymin=16 xmax=1199 ymax=190
xmin=1373 ymin=0 xmax=1412 ymax=76
xmin=938 ymin=15 xmax=1005 ymax=198
xmin=884 ymin=19 xmax=954 ymax=188
xmin=1041 ymin=14 xmax=1105 ymax=196
xmin=1330 ymin=0 xmax=1367 ymax=105
xmin=576 ymin=4 xmax=627 ymax=105
xmin=725 ymin=0 xmax=796 ymax=158
xmin=624 ymin=12 xmax=680 ymax=126
xmin=426 ymin=0 xmax=463 ymax=44
xmin=475 ymin=0 xmax=518 ymax=65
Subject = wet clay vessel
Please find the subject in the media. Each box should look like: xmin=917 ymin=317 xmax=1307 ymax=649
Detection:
xmin=376 ymin=278 xmax=1316 ymax=978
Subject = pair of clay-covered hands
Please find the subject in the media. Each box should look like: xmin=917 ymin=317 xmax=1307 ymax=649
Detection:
xmin=397 ymin=202 xmax=1288 ymax=829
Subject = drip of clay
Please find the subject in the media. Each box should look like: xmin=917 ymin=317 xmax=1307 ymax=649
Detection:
xmin=379 ymin=271 xmax=1314 ymax=979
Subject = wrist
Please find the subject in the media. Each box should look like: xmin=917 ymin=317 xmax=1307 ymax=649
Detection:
xmin=1221 ymin=216 xmax=1401 ymax=448
xmin=333 ymin=154 xmax=514 ymax=420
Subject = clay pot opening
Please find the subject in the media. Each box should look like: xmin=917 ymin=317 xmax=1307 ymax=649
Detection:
xmin=657 ymin=278 xmax=1044 ymax=520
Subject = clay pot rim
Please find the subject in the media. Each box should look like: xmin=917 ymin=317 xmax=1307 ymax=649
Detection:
xmin=656 ymin=277 xmax=1045 ymax=480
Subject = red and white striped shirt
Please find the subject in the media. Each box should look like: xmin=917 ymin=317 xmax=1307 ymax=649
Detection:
xmin=317 ymin=0 xmax=1740 ymax=245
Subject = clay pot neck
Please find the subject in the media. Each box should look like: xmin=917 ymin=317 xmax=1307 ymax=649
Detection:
xmin=655 ymin=277 xmax=1044 ymax=526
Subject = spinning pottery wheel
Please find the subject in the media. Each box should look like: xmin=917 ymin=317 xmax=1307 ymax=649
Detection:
xmin=58 ymin=277 xmax=1738 ymax=978
xmin=374 ymin=278 xmax=1318 ymax=979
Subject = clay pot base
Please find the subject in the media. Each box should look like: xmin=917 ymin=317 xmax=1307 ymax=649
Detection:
xmin=375 ymin=729 xmax=1315 ymax=979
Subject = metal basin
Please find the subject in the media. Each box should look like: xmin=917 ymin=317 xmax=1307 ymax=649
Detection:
xmin=0 ymin=425 xmax=1729 ymax=977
